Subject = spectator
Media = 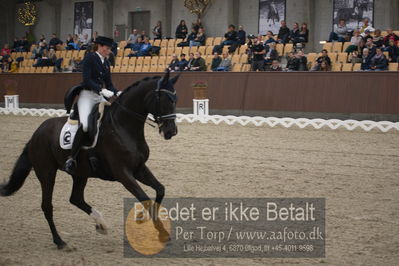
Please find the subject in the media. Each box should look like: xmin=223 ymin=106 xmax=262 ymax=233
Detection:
xmin=237 ymin=25 xmax=246 ymax=45
xmin=190 ymin=52 xmax=206 ymax=71
xmin=190 ymin=27 xmax=206 ymax=47
xmin=178 ymin=28 xmax=197 ymax=47
xmin=127 ymin=37 xmax=143 ymax=57
xmin=385 ymin=39 xmax=399 ymax=62
xmin=329 ymin=19 xmax=348 ymax=42
xmin=216 ymin=52 xmax=232 ymax=71
xmin=264 ymin=42 xmax=279 ymax=69
xmin=383 ymin=28 xmax=399 ymax=46
xmin=360 ymin=18 xmax=374 ymax=36
xmin=152 ymin=21 xmax=162 ymax=40
xmin=370 ymin=47 xmax=388 ymax=71
xmin=127 ymin=29 xmax=139 ymax=46
xmin=89 ymin=31 xmax=98 ymax=44
xmin=211 ymin=52 xmax=222 ymax=71
xmin=168 ymin=54 xmax=180 ymax=72
xmin=1 ymin=44 xmax=11 ymax=56
xmin=192 ymin=18 xmax=202 ymax=34
xmin=296 ymin=50 xmax=308 ymax=71
xmin=289 ymin=23 xmax=301 ymax=44
xmin=269 ymin=60 xmax=282 ymax=71
xmin=176 ymin=20 xmax=188 ymax=39
xmin=360 ymin=48 xmax=373 ymax=71
xmin=277 ymin=20 xmax=290 ymax=44
xmin=49 ymin=33 xmax=63 ymax=49
xmin=140 ymin=30 xmax=148 ymax=40
xmin=362 ymin=30 xmax=373 ymax=43
xmin=264 ymin=31 xmax=276 ymax=45
xmin=179 ymin=53 xmax=188 ymax=71
xmin=251 ymin=38 xmax=265 ymax=71
xmin=39 ymin=34 xmax=46 ymax=44
xmin=7 ymin=57 xmax=18 ymax=73
xmin=372 ymin=29 xmax=384 ymax=47
xmin=298 ymin=23 xmax=309 ymax=44
xmin=136 ymin=37 xmax=152 ymax=56
xmin=286 ymin=52 xmax=300 ymax=71
xmin=184 ymin=53 xmax=195 ymax=71
xmin=365 ymin=38 xmax=376 ymax=56
xmin=20 ymin=37 xmax=29 ymax=52
xmin=348 ymin=50 xmax=362 ymax=64
xmin=80 ymin=34 xmax=90 ymax=50
xmin=311 ymin=49 xmax=331 ymax=71
xmin=345 ymin=30 xmax=362 ymax=53
xmin=213 ymin=24 xmax=238 ymax=54
xmin=13 ymin=38 xmax=24 ymax=52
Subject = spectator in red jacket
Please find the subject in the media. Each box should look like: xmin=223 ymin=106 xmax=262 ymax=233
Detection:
xmin=1 ymin=44 xmax=11 ymax=56
xmin=383 ymin=28 xmax=399 ymax=46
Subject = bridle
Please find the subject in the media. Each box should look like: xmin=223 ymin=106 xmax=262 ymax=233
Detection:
xmin=111 ymin=78 xmax=177 ymax=129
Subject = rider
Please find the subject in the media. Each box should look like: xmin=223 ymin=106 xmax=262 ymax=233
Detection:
xmin=64 ymin=36 xmax=122 ymax=175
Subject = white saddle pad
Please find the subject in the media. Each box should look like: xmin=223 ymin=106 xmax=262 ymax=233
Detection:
xmin=59 ymin=119 xmax=100 ymax=150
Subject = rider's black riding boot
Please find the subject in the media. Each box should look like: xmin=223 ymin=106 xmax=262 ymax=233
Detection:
xmin=64 ymin=125 xmax=85 ymax=175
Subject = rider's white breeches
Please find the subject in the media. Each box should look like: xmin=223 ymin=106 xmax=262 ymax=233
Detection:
xmin=78 ymin=90 xmax=107 ymax=132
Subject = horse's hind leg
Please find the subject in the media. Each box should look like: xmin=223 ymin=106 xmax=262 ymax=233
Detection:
xmin=69 ymin=175 xmax=108 ymax=235
xmin=36 ymin=167 xmax=67 ymax=249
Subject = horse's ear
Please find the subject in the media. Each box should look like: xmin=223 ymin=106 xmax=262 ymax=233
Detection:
xmin=161 ymin=69 xmax=170 ymax=86
xmin=170 ymin=73 xmax=181 ymax=85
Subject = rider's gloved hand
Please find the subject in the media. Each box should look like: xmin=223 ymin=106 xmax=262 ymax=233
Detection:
xmin=116 ymin=91 xmax=122 ymax=97
xmin=100 ymin=88 xmax=114 ymax=99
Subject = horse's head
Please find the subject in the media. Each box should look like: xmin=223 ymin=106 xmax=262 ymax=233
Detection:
xmin=148 ymin=70 xmax=180 ymax=140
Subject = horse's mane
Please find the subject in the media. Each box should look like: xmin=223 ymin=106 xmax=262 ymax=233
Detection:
xmin=119 ymin=76 xmax=161 ymax=97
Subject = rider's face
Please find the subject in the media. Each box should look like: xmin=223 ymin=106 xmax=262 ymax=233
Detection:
xmin=98 ymin=45 xmax=111 ymax=58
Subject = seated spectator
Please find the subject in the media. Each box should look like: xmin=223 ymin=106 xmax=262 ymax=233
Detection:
xmin=136 ymin=37 xmax=152 ymax=56
xmin=383 ymin=28 xmax=399 ymax=46
xmin=127 ymin=37 xmax=143 ymax=57
xmin=39 ymin=34 xmax=46 ymax=44
xmin=264 ymin=42 xmax=279 ymax=69
xmin=365 ymin=38 xmax=376 ymax=56
xmin=211 ymin=52 xmax=222 ymax=71
xmin=168 ymin=54 xmax=180 ymax=72
xmin=1 ymin=44 xmax=11 ymax=57
xmin=184 ymin=53 xmax=195 ymax=71
xmin=348 ymin=50 xmax=362 ymax=64
xmin=80 ymin=34 xmax=90 ymax=50
xmin=192 ymin=18 xmax=202 ymax=34
xmin=89 ymin=31 xmax=99 ymax=44
xmin=212 ymin=24 xmax=238 ymax=54
xmin=269 ymin=60 xmax=282 ymax=71
xmin=264 ymin=31 xmax=276 ymax=45
xmin=7 ymin=57 xmax=18 ymax=73
xmin=176 ymin=20 xmax=188 ymax=39
xmin=277 ymin=20 xmax=290 ymax=44
xmin=49 ymin=33 xmax=63 ymax=49
xmin=360 ymin=18 xmax=375 ymax=36
xmin=127 ymin=29 xmax=139 ymax=46
xmin=140 ymin=30 xmax=148 ymax=40
xmin=345 ymin=30 xmax=362 ymax=53
xmin=370 ymin=47 xmax=388 ymax=71
xmin=329 ymin=19 xmax=348 ymax=42
xmin=152 ymin=21 xmax=162 ymax=40
xmin=296 ymin=50 xmax=308 ymax=71
xmin=178 ymin=28 xmax=197 ymax=47
xmin=361 ymin=48 xmax=373 ymax=71
xmin=66 ymin=35 xmax=80 ymax=50
xmin=298 ymin=23 xmax=309 ymax=44
xmin=13 ymin=38 xmax=24 ymax=52
xmin=289 ymin=23 xmax=301 ymax=44
xmin=385 ymin=39 xmax=399 ymax=62
xmin=237 ymin=25 xmax=246 ymax=45
xmin=251 ymin=38 xmax=265 ymax=71
xmin=310 ymin=49 xmax=331 ymax=71
xmin=190 ymin=52 xmax=206 ymax=71
xmin=216 ymin=52 xmax=232 ymax=71
xmin=372 ymin=29 xmax=384 ymax=47
xmin=190 ymin=27 xmax=206 ymax=47
xmin=285 ymin=52 xmax=300 ymax=71
xmin=179 ymin=53 xmax=188 ymax=71
xmin=20 ymin=37 xmax=29 ymax=52
xmin=362 ymin=30 xmax=373 ymax=43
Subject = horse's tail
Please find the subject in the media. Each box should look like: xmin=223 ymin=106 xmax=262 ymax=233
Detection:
xmin=0 ymin=141 xmax=32 ymax=197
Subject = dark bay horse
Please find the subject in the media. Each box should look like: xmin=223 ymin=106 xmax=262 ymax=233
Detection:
xmin=0 ymin=71 xmax=179 ymax=249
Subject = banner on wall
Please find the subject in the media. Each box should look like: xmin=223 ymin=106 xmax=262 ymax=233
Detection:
xmin=74 ymin=1 xmax=94 ymax=42
xmin=258 ymin=0 xmax=286 ymax=35
xmin=333 ymin=0 xmax=374 ymax=31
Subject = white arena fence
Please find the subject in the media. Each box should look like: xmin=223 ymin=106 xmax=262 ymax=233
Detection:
xmin=1 ymin=107 xmax=399 ymax=133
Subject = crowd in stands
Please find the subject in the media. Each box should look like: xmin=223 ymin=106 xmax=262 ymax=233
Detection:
xmin=1 ymin=17 xmax=399 ymax=73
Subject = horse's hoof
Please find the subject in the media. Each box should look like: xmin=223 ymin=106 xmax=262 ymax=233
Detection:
xmin=56 ymin=241 xmax=67 ymax=250
xmin=135 ymin=212 xmax=147 ymax=224
xmin=96 ymin=224 xmax=108 ymax=235
xmin=158 ymin=231 xmax=171 ymax=243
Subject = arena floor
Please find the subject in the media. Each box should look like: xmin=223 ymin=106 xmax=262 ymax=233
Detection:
xmin=0 ymin=115 xmax=398 ymax=266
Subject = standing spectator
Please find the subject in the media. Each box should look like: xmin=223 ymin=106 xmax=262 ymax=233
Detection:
xmin=383 ymin=28 xmax=399 ymax=46
xmin=176 ymin=20 xmax=188 ymax=39
xmin=385 ymin=39 xmax=399 ymax=62
xmin=277 ymin=20 xmax=290 ymax=44
xmin=264 ymin=42 xmax=279 ymax=69
xmin=127 ymin=29 xmax=139 ymax=46
xmin=168 ymin=54 xmax=180 ymax=72
xmin=237 ymin=25 xmax=246 ymax=45
xmin=211 ymin=52 xmax=222 ymax=71
xmin=328 ymin=19 xmax=348 ymax=42
xmin=216 ymin=52 xmax=232 ymax=71
xmin=179 ymin=53 xmax=188 ymax=71
xmin=190 ymin=52 xmax=206 ymax=71
xmin=1 ymin=44 xmax=11 ymax=57
xmin=190 ymin=27 xmax=206 ymax=47
xmin=360 ymin=48 xmax=373 ymax=71
xmin=370 ymin=47 xmax=388 ymax=71
xmin=251 ymin=38 xmax=265 ymax=71
xmin=269 ymin=60 xmax=282 ymax=71
xmin=296 ymin=50 xmax=308 ymax=71
xmin=264 ymin=31 xmax=276 ymax=45
xmin=152 ymin=21 xmax=162 ymax=40
xmin=49 ymin=33 xmax=63 ymax=49
xmin=286 ymin=52 xmax=300 ymax=71
xmin=345 ymin=30 xmax=362 ymax=53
